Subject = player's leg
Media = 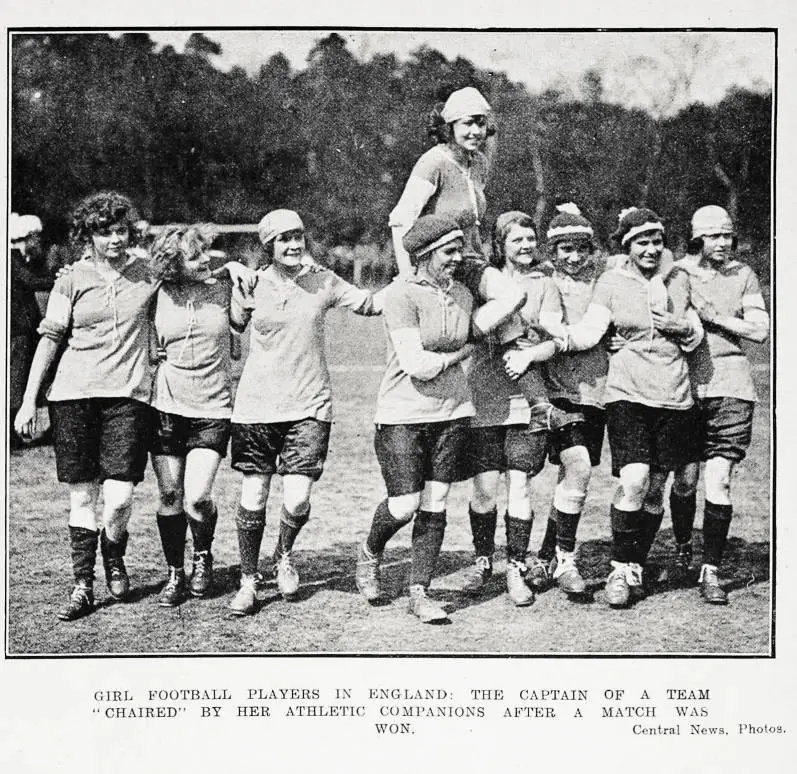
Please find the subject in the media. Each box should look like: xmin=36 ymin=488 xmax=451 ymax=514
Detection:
xmin=357 ymin=424 xmax=424 ymax=603
xmin=229 ymin=421 xmax=277 ymax=615
xmin=97 ymin=398 xmax=150 ymax=602
xmin=151 ymin=452 xmax=188 ymax=606
xmin=183 ymin=446 xmax=224 ymax=598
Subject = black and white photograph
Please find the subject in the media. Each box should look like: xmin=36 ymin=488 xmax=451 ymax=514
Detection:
xmin=5 ymin=26 xmax=775 ymax=655
xmin=2 ymin=2 xmax=793 ymax=770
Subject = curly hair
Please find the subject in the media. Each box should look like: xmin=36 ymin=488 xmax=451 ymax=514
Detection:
xmin=69 ymin=191 xmax=140 ymax=246
xmin=490 ymin=210 xmax=536 ymax=268
xmin=426 ymin=103 xmax=496 ymax=144
xmin=149 ymin=223 xmax=218 ymax=284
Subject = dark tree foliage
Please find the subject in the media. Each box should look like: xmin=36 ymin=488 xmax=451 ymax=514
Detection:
xmin=12 ymin=32 xmax=772 ymax=265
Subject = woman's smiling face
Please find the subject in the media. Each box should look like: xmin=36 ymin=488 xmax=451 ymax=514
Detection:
xmin=504 ymin=224 xmax=538 ymax=268
xmin=451 ymin=114 xmax=488 ymax=153
xmin=272 ymin=229 xmax=306 ymax=267
xmin=627 ymin=230 xmax=665 ymax=274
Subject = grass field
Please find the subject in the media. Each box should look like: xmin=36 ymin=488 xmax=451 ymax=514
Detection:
xmin=5 ymin=309 xmax=772 ymax=655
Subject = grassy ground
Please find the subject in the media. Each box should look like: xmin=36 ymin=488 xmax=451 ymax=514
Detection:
xmin=6 ymin=309 xmax=772 ymax=655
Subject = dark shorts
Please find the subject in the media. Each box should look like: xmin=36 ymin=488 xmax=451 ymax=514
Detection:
xmin=466 ymin=425 xmax=548 ymax=477
xmin=374 ymin=419 xmax=470 ymax=497
xmin=231 ymin=418 xmax=332 ymax=480
xmin=606 ymin=401 xmax=700 ymax=477
xmin=50 ymin=398 xmax=150 ymax=484
xmin=548 ymin=399 xmax=606 ymax=467
xmin=698 ymin=397 xmax=755 ymax=463
xmin=150 ymin=410 xmax=231 ymax=458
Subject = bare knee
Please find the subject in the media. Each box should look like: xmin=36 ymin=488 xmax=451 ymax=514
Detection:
xmin=705 ymin=458 xmax=733 ymax=504
xmin=672 ymin=463 xmax=699 ymax=497
xmin=159 ymin=487 xmax=184 ymax=511
xmin=470 ymin=472 xmax=499 ymax=512
xmin=388 ymin=492 xmax=421 ymax=522
xmin=185 ymin=495 xmax=216 ymax=521
xmin=617 ymin=465 xmax=650 ymax=509
xmin=560 ymin=446 xmax=592 ymax=491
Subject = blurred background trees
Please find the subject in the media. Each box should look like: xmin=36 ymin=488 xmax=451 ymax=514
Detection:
xmin=11 ymin=32 xmax=772 ymax=278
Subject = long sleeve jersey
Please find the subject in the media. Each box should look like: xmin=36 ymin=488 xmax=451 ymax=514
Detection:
xmin=468 ymin=265 xmax=563 ymax=427
xmin=543 ymin=256 xmax=609 ymax=409
xmin=675 ymin=256 xmax=769 ymax=402
xmin=565 ymin=258 xmax=701 ymax=410
xmin=375 ymin=275 xmax=474 ymax=425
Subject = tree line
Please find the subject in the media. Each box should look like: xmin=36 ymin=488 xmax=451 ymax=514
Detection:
xmin=12 ymin=32 xmax=771 ymax=276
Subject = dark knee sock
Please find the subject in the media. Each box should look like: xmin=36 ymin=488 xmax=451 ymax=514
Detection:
xmin=100 ymin=528 xmax=128 ymax=561
xmin=156 ymin=512 xmax=187 ymax=568
xmin=539 ymin=506 xmax=558 ymax=561
xmin=188 ymin=506 xmax=217 ymax=554
xmin=366 ymin=499 xmax=410 ymax=556
xmin=555 ymin=509 xmax=581 ymax=553
xmin=409 ymin=510 xmax=447 ymax=588
xmin=469 ymin=506 xmax=497 ymax=557
xmin=505 ymin=515 xmax=533 ymax=563
xmin=275 ymin=505 xmax=309 ymax=557
xmin=702 ymin=502 xmax=733 ymax=567
xmin=610 ymin=505 xmax=641 ymax=564
xmin=670 ymin=491 xmax=697 ymax=545
xmin=636 ymin=509 xmax=664 ymax=565
xmin=69 ymin=526 xmax=98 ymax=584
xmin=236 ymin=505 xmax=265 ymax=576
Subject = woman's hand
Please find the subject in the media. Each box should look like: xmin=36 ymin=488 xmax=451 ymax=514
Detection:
xmin=54 ymin=262 xmax=79 ymax=280
xmin=651 ymin=310 xmax=690 ymax=337
xmin=503 ymin=347 xmax=540 ymax=380
xmin=605 ymin=333 xmax=627 ymax=353
xmin=300 ymin=255 xmax=325 ymax=273
xmin=690 ymin=290 xmax=720 ymax=325
xmin=218 ymin=261 xmax=259 ymax=295
xmin=14 ymin=400 xmax=37 ymax=440
xmin=454 ymin=342 xmax=475 ymax=364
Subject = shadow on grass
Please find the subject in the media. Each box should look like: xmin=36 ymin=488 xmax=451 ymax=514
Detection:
xmin=576 ymin=527 xmax=770 ymax=599
xmin=192 ymin=526 xmax=769 ymax=611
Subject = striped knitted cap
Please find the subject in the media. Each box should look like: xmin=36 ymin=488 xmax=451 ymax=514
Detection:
xmin=612 ymin=206 xmax=664 ymax=245
xmin=546 ymin=203 xmax=593 ymax=244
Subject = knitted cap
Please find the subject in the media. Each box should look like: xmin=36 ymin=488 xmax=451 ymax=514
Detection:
xmin=612 ymin=206 xmax=664 ymax=245
xmin=403 ymin=214 xmax=463 ymax=259
xmin=11 ymin=214 xmax=42 ymax=241
xmin=691 ymin=205 xmax=734 ymax=238
xmin=546 ymin=202 xmax=593 ymax=244
xmin=258 ymin=209 xmax=304 ymax=245
xmin=441 ymin=87 xmax=491 ymax=123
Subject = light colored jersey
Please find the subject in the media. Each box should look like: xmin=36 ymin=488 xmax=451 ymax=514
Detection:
xmin=38 ymin=255 xmax=158 ymax=403
xmin=151 ymin=279 xmax=249 ymax=419
xmin=375 ymin=276 xmax=474 ymax=425
xmin=232 ymin=265 xmax=377 ymax=424
xmin=676 ymin=256 xmax=768 ymax=402
xmin=544 ymin=257 xmax=609 ymax=408
xmin=570 ymin=258 xmax=695 ymax=409
xmin=389 ymin=143 xmax=489 ymax=258
xmin=469 ymin=265 xmax=562 ymax=427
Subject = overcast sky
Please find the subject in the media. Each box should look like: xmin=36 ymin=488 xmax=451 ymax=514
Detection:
xmin=148 ymin=29 xmax=774 ymax=112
